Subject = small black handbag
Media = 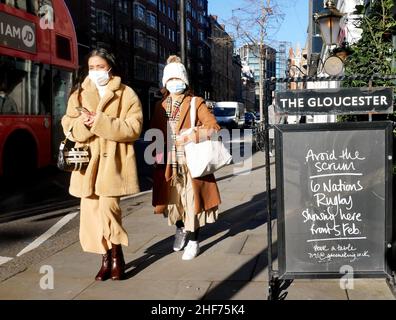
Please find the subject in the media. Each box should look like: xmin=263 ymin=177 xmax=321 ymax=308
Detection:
xmin=57 ymin=128 xmax=90 ymax=172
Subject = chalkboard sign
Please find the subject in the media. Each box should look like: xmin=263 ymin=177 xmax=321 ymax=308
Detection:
xmin=275 ymin=121 xmax=393 ymax=279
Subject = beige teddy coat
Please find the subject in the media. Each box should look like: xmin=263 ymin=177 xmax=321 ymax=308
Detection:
xmin=61 ymin=76 xmax=143 ymax=198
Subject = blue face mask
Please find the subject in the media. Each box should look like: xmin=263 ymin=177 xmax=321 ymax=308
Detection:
xmin=166 ymin=80 xmax=186 ymax=94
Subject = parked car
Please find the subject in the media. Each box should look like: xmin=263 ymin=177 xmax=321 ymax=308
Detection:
xmin=213 ymin=102 xmax=246 ymax=129
xmin=244 ymin=112 xmax=256 ymax=128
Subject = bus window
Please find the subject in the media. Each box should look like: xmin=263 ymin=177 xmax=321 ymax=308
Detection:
xmin=51 ymin=68 xmax=72 ymax=159
xmin=1 ymin=0 xmax=27 ymax=11
xmin=56 ymin=35 xmax=72 ymax=61
xmin=0 ymin=57 xmax=51 ymax=115
xmin=0 ymin=0 xmax=48 ymax=16
xmin=39 ymin=65 xmax=52 ymax=114
xmin=0 ymin=60 xmax=25 ymax=114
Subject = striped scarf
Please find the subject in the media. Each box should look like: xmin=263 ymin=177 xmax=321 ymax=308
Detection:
xmin=166 ymin=95 xmax=185 ymax=185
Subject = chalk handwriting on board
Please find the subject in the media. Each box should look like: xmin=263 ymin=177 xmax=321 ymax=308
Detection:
xmin=302 ymin=147 xmax=370 ymax=263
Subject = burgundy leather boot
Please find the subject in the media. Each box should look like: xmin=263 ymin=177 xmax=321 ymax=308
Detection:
xmin=95 ymin=249 xmax=112 ymax=281
xmin=111 ymin=244 xmax=125 ymax=280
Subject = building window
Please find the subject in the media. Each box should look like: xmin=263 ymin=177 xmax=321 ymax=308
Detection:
xmin=148 ymin=63 xmax=158 ymax=82
xmin=146 ymin=11 xmax=157 ymax=29
xmin=197 ymin=0 xmax=204 ymax=8
xmin=160 ymin=1 xmax=166 ymax=13
xmin=198 ymin=13 xmax=206 ymax=25
xmin=198 ymin=30 xmax=205 ymax=42
xmin=192 ymin=9 xmax=197 ymax=20
xmin=134 ymin=2 xmax=146 ymax=22
xmin=187 ymin=38 xmax=191 ymax=51
xmin=118 ymin=25 xmax=129 ymax=43
xmin=119 ymin=25 xmax=124 ymax=41
xmin=159 ymin=45 xmax=166 ymax=59
xmin=198 ymin=64 xmax=204 ymax=75
xmin=118 ymin=0 xmax=128 ymax=13
xmin=186 ymin=1 xmax=191 ymax=13
xmin=134 ymin=57 xmax=146 ymax=80
xmin=186 ymin=19 xmax=191 ymax=33
xmin=147 ymin=37 xmax=157 ymax=54
xmin=134 ymin=30 xmax=146 ymax=49
xmin=198 ymin=47 xmax=205 ymax=59
xmin=97 ymin=10 xmax=113 ymax=34
xmin=148 ymin=0 xmax=157 ymax=5
xmin=125 ymin=28 xmax=129 ymax=43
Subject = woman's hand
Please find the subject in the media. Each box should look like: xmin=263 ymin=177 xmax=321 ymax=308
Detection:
xmin=81 ymin=111 xmax=96 ymax=128
xmin=176 ymin=129 xmax=198 ymax=146
xmin=176 ymin=127 xmax=217 ymax=146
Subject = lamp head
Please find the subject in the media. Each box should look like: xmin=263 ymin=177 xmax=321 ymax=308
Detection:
xmin=314 ymin=2 xmax=343 ymax=46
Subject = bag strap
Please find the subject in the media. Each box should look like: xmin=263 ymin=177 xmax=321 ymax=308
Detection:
xmin=61 ymin=86 xmax=83 ymax=147
xmin=190 ymin=96 xmax=197 ymax=129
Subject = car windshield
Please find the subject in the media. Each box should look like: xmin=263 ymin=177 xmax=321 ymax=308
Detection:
xmin=214 ymin=107 xmax=236 ymax=117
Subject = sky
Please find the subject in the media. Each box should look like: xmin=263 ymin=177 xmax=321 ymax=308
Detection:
xmin=208 ymin=0 xmax=309 ymax=50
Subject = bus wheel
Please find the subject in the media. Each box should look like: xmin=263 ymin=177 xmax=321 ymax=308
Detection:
xmin=3 ymin=131 xmax=38 ymax=178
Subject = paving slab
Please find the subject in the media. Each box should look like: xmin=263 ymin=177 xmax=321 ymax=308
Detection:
xmin=346 ymin=279 xmax=395 ymax=300
xmin=131 ymin=251 xmax=259 ymax=282
xmin=75 ymin=279 xmax=212 ymax=300
xmin=240 ymin=235 xmax=267 ymax=256
xmin=204 ymin=281 xmax=268 ymax=300
xmin=285 ymin=280 xmax=348 ymax=300
xmin=0 ymin=266 xmax=95 ymax=300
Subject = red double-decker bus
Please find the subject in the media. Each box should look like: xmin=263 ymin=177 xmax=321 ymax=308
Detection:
xmin=0 ymin=0 xmax=78 ymax=176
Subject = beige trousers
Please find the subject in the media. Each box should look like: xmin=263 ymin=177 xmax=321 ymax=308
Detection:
xmin=165 ymin=165 xmax=218 ymax=232
xmin=80 ymin=195 xmax=128 ymax=254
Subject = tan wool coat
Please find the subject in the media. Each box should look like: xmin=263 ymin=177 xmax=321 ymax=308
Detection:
xmin=61 ymin=76 xmax=143 ymax=198
xmin=151 ymin=95 xmax=222 ymax=215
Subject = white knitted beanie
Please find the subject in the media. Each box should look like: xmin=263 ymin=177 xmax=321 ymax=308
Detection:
xmin=162 ymin=55 xmax=189 ymax=87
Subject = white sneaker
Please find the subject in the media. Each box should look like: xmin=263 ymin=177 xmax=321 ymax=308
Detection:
xmin=182 ymin=241 xmax=200 ymax=260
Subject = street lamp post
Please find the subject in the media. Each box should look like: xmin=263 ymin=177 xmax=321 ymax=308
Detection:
xmin=314 ymin=0 xmax=343 ymax=47
xmin=180 ymin=0 xmax=187 ymax=66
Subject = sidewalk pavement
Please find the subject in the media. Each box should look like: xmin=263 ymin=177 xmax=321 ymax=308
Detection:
xmin=0 ymin=152 xmax=394 ymax=300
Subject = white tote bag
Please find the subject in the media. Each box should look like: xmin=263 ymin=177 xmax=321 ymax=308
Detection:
xmin=183 ymin=97 xmax=232 ymax=178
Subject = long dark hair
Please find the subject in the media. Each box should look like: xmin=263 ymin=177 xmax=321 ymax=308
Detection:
xmin=70 ymin=48 xmax=119 ymax=96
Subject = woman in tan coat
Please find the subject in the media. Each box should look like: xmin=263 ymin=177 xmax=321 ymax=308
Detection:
xmin=151 ymin=56 xmax=221 ymax=260
xmin=61 ymin=48 xmax=143 ymax=280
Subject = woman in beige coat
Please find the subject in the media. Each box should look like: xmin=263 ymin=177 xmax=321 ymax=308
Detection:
xmin=151 ymin=56 xmax=221 ymax=260
xmin=61 ymin=48 xmax=143 ymax=281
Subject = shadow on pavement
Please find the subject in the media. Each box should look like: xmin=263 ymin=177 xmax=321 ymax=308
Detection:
xmin=203 ymin=242 xmax=278 ymax=300
xmin=123 ymin=189 xmax=278 ymax=288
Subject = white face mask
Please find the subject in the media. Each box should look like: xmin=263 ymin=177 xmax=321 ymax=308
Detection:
xmin=89 ymin=69 xmax=111 ymax=86
xmin=166 ymin=79 xmax=186 ymax=94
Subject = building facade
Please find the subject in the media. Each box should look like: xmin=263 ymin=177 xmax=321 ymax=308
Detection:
xmin=306 ymin=0 xmax=329 ymax=77
xmin=208 ymin=15 xmax=242 ymax=102
xmin=237 ymin=44 xmax=276 ymax=111
xmin=65 ymin=0 xmax=211 ymax=131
